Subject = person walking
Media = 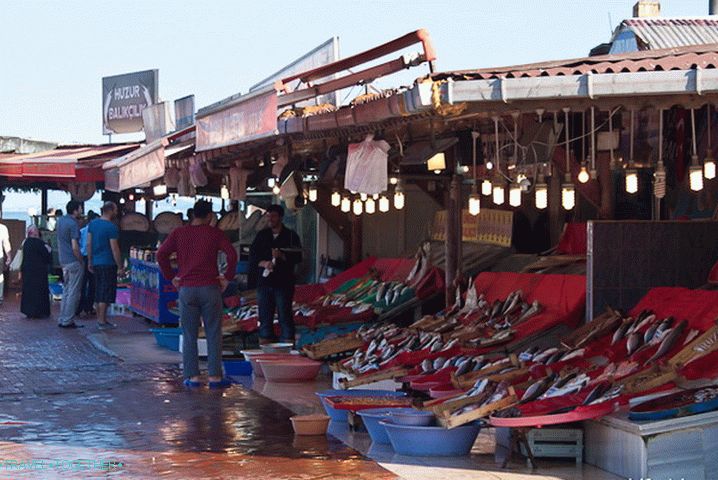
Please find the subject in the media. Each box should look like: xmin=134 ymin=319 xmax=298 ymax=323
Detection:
xmin=249 ymin=204 xmax=302 ymax=346
xmin=87 ymin=202 xmax=122 ymax=330
xmin=20 ymin=225 xmax=52 ymax=318
xmin=76 ymin=210 xmax=98 ymax=317
xmin=0 ymin=221 xmax=12 ymax=305
xmin=56 ymin=201 xmax=84 ymax=328
xmin=157 ymin=200 xmax=237 ymax=389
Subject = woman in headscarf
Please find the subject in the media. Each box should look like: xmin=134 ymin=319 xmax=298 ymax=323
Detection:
xmin=20 ymin=225 xmax=52 ymax=318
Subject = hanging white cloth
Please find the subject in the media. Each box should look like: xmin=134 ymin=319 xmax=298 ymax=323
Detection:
xmin=344 ymin=134 xmax=390 ymax=195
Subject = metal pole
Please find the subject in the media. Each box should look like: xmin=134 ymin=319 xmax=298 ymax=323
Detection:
xmin=41 ymin=188 xmax=48 ymax=217
xmin=711 ymin=0 xmax=718 ymax=15
xmin=445 ymin=175 xmax=460 ymax=306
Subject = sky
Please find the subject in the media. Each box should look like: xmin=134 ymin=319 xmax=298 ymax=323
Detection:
xmin=0 ymin=0 xmax=711 ymax=214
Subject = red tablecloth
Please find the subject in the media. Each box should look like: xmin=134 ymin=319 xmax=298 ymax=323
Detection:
xmin=556 ymin=222 xmax=587 ymax=255
xmin=471 ymin=272 xmax=586 ymax=341
xmin=709 ymin=259 xmax=718 ymax=284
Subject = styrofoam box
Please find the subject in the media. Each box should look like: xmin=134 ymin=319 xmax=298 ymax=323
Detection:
xmin=178 ymin=335 xmax=233 ymax=357
xmin=331 ymin=371 xmax=401 ymax=391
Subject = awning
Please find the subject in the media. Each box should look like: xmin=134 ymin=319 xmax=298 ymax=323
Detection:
xmin=0 ymin=144 xmax=139 ymax=183
xmin=103 ymin=139 xmax=168 ymax=192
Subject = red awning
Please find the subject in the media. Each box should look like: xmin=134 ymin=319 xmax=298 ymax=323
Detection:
xmin=0 ymin=144 xmax=139 ymax=183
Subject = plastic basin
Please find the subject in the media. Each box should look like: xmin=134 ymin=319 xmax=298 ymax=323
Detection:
xmin=429 ymin=384 xmax=464 ymax=399
xmin=261 ymin=342 xmax=294 ymax=354
xmin=380 ymin=419 xmax=481 ymax=456
xmin=387 ymin=408 xmax=435 ymax=426
xmin=257 ymin=359 xmax=322 ymax=382
xmin=247 ymin=354 xmax=301 ymax=377
xmin=316 ymin=390 xmax=407 ymax=422
xmin=150 ymin=328 xmax=182 ymax=352
xmin=222 ymin=358 xmax=252 ymax=376
xmin=357 ymin=408 xmax=399 ymax=444
xmin=290 ymin=414 xmax=331 ymax=436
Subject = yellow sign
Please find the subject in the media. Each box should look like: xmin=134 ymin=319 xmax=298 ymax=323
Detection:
xmin=431 ymin=209 xmax=513 ymax=247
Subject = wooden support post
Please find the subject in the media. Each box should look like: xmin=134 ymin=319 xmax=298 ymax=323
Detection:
xmin=445 ymin=174 xmax=461 ymax=305
xmin=548 ymin=169 xmax=562 ymax=246
xmin=350 ymin=214 xmax=362 ymax=266
xmin=41 ymin=188 xmax=48 ymax=216
xmin=145 ymin=195 xmax=154 ymax=220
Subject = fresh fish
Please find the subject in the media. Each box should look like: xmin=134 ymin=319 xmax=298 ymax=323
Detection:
xmin=545 ymin=350 xmax=565 ymax=365
xmin=455 ymin=359 xmax=475 ymax=377
xmin=433 ymin=357 xmax=447 ymax=370
xmin=633 ymin=313 xmax=656 ymax=333
xmin=693 ymin=329 xmax=718 ymax=354
xmin=643 ymin=322 xmax=660 ymax=344
xmin=611 ymin=320 xmax=633 ymax=346
xmin=653 ymin=317 xmax=675 ymax=342
xmin=375 ymin=283 xmax=386 ymax=303
xmin=683 ymin=329 xmax=700 ymax=346
xmin=518 ymin=346 xmax=539 ymax=362
xmin=442 ymin=338 xmax=459 ymax=351
xmin=515 ymin=300 xmax=542 ymax=324
xmin=421 ymin=359 xmax=434 ymax=373
xmin=644 ymin=319 xmax=688 ymax=365
xmin=588 ymin=385 xmax=623 ymax=405
xmin=384 ymin=288 xmax=393 ymax=306
xmin=366 ymin=339 xmax=378 ymax=357
xmin=520 ymin=374 xmax=557 ymax=403
xmin=430 ymin=340 xmax=444 ymax=353
xmin=582 ymin=382 xmax=611 ymax=405
xmin=553 ymin=371 xmax=578 ymax=389
xmin=626 ymin=331 xmax=644 ymax=356
xmin=391 ymin=289 xmax=401 ymax=305
xmin=532 ymin=347 xmax=559 ymax=364
xmin=400 ymin=285 xmax=410 ymax=296
xmin=502 ymin=291 xmax=522 ymax=315
xmin=406 ymin=254 xmax=422 ymax=283
xmin=489 ymin=300 xmax=503 ymax=319
xmin=559 ymin=348 xmax=586 ymax=362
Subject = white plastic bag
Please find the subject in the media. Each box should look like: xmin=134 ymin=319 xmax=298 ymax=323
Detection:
xmin=344 ymin=134 xmax=389 ymax=195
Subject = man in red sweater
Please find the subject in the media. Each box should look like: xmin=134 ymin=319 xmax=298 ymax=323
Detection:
xmin=157 ymin=200 xmax=237 ymax=388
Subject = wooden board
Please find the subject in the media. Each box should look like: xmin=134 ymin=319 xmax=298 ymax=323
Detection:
xmin=338 ymin=367 xmax=409 ymax=389
xmin=669 ymin=320 xmax=718 ymax=369
xmin=438 ymin=395 xmax=518 ymax=429
xmin=562 ymin=310 xmax=620 ymax=348
xmin=302 ymin=334 xmax=365 ymax=360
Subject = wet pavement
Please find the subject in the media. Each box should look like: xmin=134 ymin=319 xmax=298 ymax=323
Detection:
xmin=0 ymin=296 xmax=620 ymax=479
xmin=0 ymin=299 xmax=395 ymax=479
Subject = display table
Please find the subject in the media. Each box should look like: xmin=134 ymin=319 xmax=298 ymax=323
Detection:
xmin=129 ymin=258 xmax=178 ymax=325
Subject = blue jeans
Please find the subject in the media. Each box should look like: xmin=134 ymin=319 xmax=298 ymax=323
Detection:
xmin=257 ymin=285 xmax=295 ymax=343
xmin=58 ymin=261 xmax=83 ymax=326
xmin=179 ymin=285 xmax=223 ymax=379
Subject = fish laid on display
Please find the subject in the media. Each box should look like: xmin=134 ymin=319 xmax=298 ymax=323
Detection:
xmin=587 ymin=384 xmax=623 ymax=405
xmin=632 ymin=313 xmax=656 ymax=333
xmin=611 ymin=319 xmax=634 ymax=346
xmin=582 ymin=382 xmax=612 ymax=405
xmin=644 ymin=319 xmax=688 ymax=365
xmin=626 ymin=331 xmax=644 ymax=356
xmin=520 ymin=374 xmax=557 ymax=403
xmin=532 ymin=347 xmax=559 ymax=364
xmin=430 ymin=340 xmax=444 ymax=353
xmin=694 ymin=387 xmax=718 ymax=403
xmin=643 ymin=321 xmax=661 ymax=344
xmin=518 ymin=346 xmax=539 ymax=362
xmin=433 ymin=357 xmax=447 ymax=370
xmin=375 ymin=283 xmax=386 ymax=303
xmin=652 ymin=317 xmax=675 ymax=342
xmin=421 ymin=359 xmax=434 ymax=373
xmin=694 ymin=329 xmax=718 ymax=354
xmin=559 ymin=348 xmax=586 ymax=362
xmin=515 ymin=300 xmax=542 ymax=324
xmin=683 ymin=329 xmax=700 ymax=346
xmin=455 ymin=358 xmax=475 ymax=377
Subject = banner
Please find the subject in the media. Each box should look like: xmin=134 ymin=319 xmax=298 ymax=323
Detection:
xmin=431 ymin=209 xmax=513 ymax=247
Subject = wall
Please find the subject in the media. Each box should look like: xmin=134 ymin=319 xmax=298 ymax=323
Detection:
xmin=361 ymin=185 xmax=440 ymax=259
xmin=587 ymin=220 xmax=718 ymax=318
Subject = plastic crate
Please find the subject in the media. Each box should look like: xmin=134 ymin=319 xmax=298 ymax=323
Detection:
xmin=222 ymin=358 xmax=253 ymax=376
xmin=520 ymin=427 xmax=583 ymax=464
xmin=150 ymin=328 xmax=182 ymax=352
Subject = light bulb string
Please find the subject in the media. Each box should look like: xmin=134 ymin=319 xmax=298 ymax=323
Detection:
xmin=658 ymin=109 xmax=663 ymax=167
xmin=629 ymin=109 xmax=635 ymax=166
xmin=691 ymin=108 xmax=698 ymax=160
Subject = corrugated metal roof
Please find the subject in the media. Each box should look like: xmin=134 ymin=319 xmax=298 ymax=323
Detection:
xmin=430 ymin=43 xmax=718 ymax=80
xmin=619 ymin=17 xmax=718 ymax=50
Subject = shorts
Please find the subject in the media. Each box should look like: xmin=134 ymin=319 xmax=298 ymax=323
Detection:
xmin=94 ymin=265 xmax=118 ymax=304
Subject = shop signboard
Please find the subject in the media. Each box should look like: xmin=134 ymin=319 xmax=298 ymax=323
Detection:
xmin=431 ymin=209 xmax=513 ymax=247
xmin=250 ymin=37 xmax=340 ymax=107
xmin=142 ymin=102 xmax=175 ymax=143
xmin=195 ymin=88 xmax=279 ymax=152
xmin=174 ymin=95 xmax=195 ymax=130
xmin=102 ymin=69 xmax=159 ymax=135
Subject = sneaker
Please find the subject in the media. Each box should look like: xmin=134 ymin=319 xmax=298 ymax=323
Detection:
xmin=208 ymin=378 xmax=234 ymax=389
xmin=97 ymin=322 xmax=117 ymax=330
xmin=58 ymin=323 xmax=84 ymax=329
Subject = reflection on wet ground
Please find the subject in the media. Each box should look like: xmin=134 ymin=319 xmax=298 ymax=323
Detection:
xmin=0 ymin=303 xmax=395 ymax=480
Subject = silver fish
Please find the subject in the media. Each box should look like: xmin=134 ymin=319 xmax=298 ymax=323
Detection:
xmin=611 ymin=320 xmax=633 ymax=346
xmin=626 ymin=331 xmax=644 ymax=356
xmin=582 ymin=382 xmax=611 ymax=405
xmin=455 ymin=359 xmax=475 ymax=377
xmin=430 ymin=340 xmax=444 ymax=353
xmin=644 ymin=322 xmax=660 ymax=344
xmin=375 ymin=283 xmax=386 ymax=303
xmin=520 ymin=374 xmax=556 ymax=403
xmin=433 ymin=357 xmax=447 ymax=370
xmin=421 ymin=359 xmax=434 ymax=373
xmin=644 ymin=319 xmax=687 ymax=365
xmin=515 ymin=300 xmax=542 ymax=324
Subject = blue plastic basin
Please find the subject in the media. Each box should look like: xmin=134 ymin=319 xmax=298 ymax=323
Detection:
xmin=387 ymin=408 xmax=434 ymax=426
xmin=222 ymin=359 xmax=253 ymax=376
xmin=316 ymin=389 xmax=407 ymax=422
xmin=357 ymin=408 xmax=397 ymax=444
xmin=380 ymin=419 xmax=481 ymax=456
xmin=150 ymin=328 xmax=182 ymax=352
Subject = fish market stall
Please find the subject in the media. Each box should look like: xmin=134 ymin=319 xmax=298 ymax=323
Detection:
xmin=225 ymin=251 xmax=444 ymax=349
xmin=128 ymin=247 xmax=179 ymax=325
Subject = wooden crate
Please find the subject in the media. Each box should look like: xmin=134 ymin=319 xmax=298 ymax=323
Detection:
xmin=338 ymin=367 xmax=410 ymax=389
xmin=302 ymin=334 xmax=365 ymax=360
xmin=437 ymin=394 xmax=518 ymax=429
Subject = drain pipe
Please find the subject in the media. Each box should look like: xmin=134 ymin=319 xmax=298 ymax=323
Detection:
xmin=711 ymin=0 xmax=718 ymax=15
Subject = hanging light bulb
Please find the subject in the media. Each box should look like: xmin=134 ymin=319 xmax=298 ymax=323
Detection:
xmin=485 ymin=160 xmax=493 ymax=170
xmin=389 ymin=176 xmax=398 ymax=185
xmin=372 ymin=193 xmax=379 ymax=200
xmin=654 ymin=109 xmax=667 ymax=200
xmin=705 ymin=153 xmax=717 ymax=180
xmin=535 ymin=175 xmax=548 ymax=210
xmin=690 ymin=156 xmax=704 ymax=191
xmin=379 ymin=195 xmax=390 ymax=212
xmin=120 ymin=197 xmax=126 ymax=205
xmin=625 ymin=169 xmax=639 ymax=194
xmin=481 ymin=179 xmax=492 ymax=196
xmin=492 ymin=179 xmax=505 ymax=206
xmin=561 ymin=173 xmax=575 ymax=210
xmin=352 ymin=198 xmax=363 ymax=215
xmin=468 ymin=185 xmax=481 ymax=216
xmin=578 ymin=163 xmax=590 ymax=184
xmin=128 ymin=193 xmax=135 ymax=201
xmin=153 ymin=184 xmax=167 ymax=196
xmin=427 ymin=152 xmax=446 ymax=174
xmin=220 ymin=184 xmax=230 ymax=200
xmin=509 ymin=183 xmax=521 ymax=207
xmin=360 ymin=192 xmax=368 ymax=201
xmin=308 ymin=183 xmax=318 ymax=202
xmin=267 ymin=177 xmax=276 ymax=188
xmin=365 ymin=197 xmax=376 ymax=214
xmin=331 ymin=190 xmax=341 ymax=207
xmin=393 ymin=180 xmax=405 ymax=210
xmin=340 ymin=196 xmax=351 ymax=213
xmin=272 ymin=184 xmax=281 ymax=195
